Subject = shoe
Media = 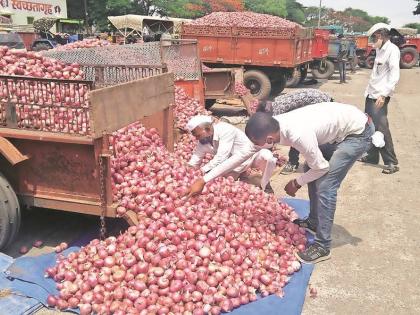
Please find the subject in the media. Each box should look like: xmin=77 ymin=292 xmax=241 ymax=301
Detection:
xmin=382 ymin=164 xmax=399 ymax=174
xmin=281 ymin=162 xmax=298 ymax=175
xmin=293 ymin=218 xmax=317 ymax=234
xmin=264 ymin=183 xmax=275 ymax=194
xmin=296 ymin=243 xmax=331 ymax=264
xmin=358 ymin=156 xmax=378 ymax=165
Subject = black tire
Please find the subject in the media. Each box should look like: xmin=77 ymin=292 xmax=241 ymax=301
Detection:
xmin=243 ymin=70 xmax=271 ymax=100
xmin=285 ymin=68 xmax=301 ymax=88
xmin=311 ymin=59 xmax=335 ymax=79
xmin=0 ymin=173 xmax=20 ymax=250
xmin=400 ymin=47 xmax=419 ymax=69
xmin=299 ymin=68 xmax=308 ymax=83
xmin=365 ymin=55 xmax=375 ymax=69
xmin=32 ymin=42 xmax=53 ymax=52
xmin=270 ymin=73 xmax=287 ymax=97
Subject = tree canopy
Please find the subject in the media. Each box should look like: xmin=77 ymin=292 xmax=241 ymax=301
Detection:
xmin=403 ymin=23 xmax=420 ymax=32
xmin=66 ymin=0 xmax=392 ymax=33
xmin=414 ymin=0 xmax=420 ymax=15
xmin=303 ymin=6 xmax=390 ymax=32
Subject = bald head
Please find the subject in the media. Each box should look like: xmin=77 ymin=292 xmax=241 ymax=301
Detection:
xmin=245 ymin=112 xmax=280 ymax=146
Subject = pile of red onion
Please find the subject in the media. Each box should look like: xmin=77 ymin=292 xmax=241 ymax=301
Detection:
xmin=174 ymin=86 xmax=210 ymax=130
xmin=174 ymin=133 xmax=213 ymax=165
xmin=0 ymin=46 xmax=84 ymax=79
xmin=54 ymin=39 xmax=111 ymax=51
xmin=0 ymin=46 xmax=91 ymax=134
xmin=187 ymin=12 xmax=300 ymax=29
xmin=46 ymin=121 xmax=306 ymax=314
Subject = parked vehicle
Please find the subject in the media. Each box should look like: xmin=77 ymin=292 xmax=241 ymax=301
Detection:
xmin=181 ymin=21 xmax=313 ymax=99
xmin=0 ymin=66 xmax=174 ymax=250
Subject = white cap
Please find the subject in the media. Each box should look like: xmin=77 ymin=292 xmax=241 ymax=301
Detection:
xmin=186 ymin=115 xmax=213 ymax=132
xmin=367 ymin=23 xmax=391 ymax=36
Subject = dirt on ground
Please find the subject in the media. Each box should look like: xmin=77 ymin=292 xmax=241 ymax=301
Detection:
xmin=4 ymin=68 xmax=420 ymax=315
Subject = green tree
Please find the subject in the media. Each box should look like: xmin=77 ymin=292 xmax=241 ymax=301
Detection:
xmin=286 ymin=0 xmax=305 ymax=24
xmin=403 ymin=23 xmax=420 ymax=32
xmin=414 ymin=0 xmax=420 ymax=15
xmin=244 ymin=0 xmax=287 ymax=17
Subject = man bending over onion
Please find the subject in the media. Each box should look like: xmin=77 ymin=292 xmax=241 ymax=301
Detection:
xmin=245 ymin=103 xmax=375 ymax=264
xmin=185 ymin=115 xmax=277 ymax=197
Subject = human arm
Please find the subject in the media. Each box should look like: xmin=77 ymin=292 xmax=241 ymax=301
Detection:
xmin=292 ymin=133 xmax=330 ymax=187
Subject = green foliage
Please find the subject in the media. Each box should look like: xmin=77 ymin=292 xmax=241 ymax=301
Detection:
xmin=244 ymin=0 xmax=287 ymax=17
xmin=414 ymin=0 xmax=420 ymax=15
xmin=285 ymin=0 xmax=305 ymax=23
xmin=403 ymin=23 xmax=420 ymax=32
xmin=302 ymin=5 xmax=391 ymax=32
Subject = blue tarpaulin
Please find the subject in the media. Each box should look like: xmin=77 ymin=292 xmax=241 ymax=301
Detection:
xmin=0 ymin=198 xmax=314 ymax=315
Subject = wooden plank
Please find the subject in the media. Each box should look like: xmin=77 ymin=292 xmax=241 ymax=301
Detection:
xmin=0 ymin=136 xmax=28 ymax=165
xmin=0 ymin=128 xmax=94 ymax=145
xmin=19 ymin=194 xmax=117 ymax=218
xmin=89 ymin=73 xmax=175 ymax=139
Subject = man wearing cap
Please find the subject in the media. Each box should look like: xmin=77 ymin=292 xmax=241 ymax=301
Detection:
xmin=244 ymin=103 xmax=374 ymax=263
xmin=361 ymin=23 xmax=400 ymax=174
xmin=185 ymin=115 xmax=277 ymax=196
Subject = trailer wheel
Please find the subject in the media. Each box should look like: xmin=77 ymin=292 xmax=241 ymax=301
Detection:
xmin=0 ymin=173 xmax=20 ymax=250
xmin=400 ymin=47 xmax=419 ymax=69
xmin=270 ymin=73 xmax=287 ymax=97
xmin=285 ymin=68 xmax=301 ymax=88
xmin=244 ymin=70 xmax=271 ymax=100
xmin=365 ymin=55 xmax=375 ymax=69
xmin=299 ymin=68 xmax=308 ymax=83
xmin=312 ymin=59 xmax=335 ymax=79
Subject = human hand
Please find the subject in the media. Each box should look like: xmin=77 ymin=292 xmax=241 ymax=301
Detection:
xmin=184 ymin=178 xmax=206 ymax=198
xmin=284 ymin=179 xmax=301 ymax=197
xmin=375 ymin=96 xmax=385 ymax=109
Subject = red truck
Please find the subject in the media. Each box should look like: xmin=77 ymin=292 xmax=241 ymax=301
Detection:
xmin=182 ymin=23 xmax=313 ymax=100
xmin=359 ymin=31 xmax=419 ymax=69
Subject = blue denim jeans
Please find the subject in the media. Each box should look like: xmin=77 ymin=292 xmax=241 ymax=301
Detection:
xmin=306 ymin=121 xmax=375 ymax=249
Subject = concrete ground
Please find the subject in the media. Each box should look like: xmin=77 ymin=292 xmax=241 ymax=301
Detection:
xmin=3 ymin=68 xmax=420 ymax=314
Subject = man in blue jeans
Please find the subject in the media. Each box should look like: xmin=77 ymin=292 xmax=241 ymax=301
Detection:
xmin=245 ymin=102 xmax=374 ymax=263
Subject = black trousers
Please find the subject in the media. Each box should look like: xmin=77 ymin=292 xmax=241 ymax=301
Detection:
xmin=364 ymin=97 xmax=398 ymax=165
xmin=288 ymin=147 xmax=300 ymax=166
xmin=338 ymin=60 xmax=346 ymax=82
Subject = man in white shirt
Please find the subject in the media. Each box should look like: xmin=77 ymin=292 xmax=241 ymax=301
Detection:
xmin=245 ymin=103 xmax=374 ymax=263
xmin=362 ymin=24 xmax=400 ymax=174
xmin=185 ymin=115 xmax=277 ymax=196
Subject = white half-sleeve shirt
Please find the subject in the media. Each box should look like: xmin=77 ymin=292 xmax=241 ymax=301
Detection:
xmin=274 ymin=102 xmax=368 ymax=186
xmin=188 ymin=122 xmax=256 ymax=182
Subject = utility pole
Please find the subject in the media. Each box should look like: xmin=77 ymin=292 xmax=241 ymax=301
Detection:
xmin=318 ymin=0 xmax=322 ymax=27
xmin=83 ymin=0 xmax=90 ymax=34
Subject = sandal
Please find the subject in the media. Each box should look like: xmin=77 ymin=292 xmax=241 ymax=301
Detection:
xmin=382 ymin=164 xmax=399 ymax=174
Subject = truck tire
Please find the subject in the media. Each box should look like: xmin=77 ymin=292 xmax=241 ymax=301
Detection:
xmin=205 ymin=99 xmax=215 ymax=110
xmin=244 ymin=70 xmax=271 ymax=100
xmin=270 ymin=74 xmax=287 ymax=97
xmin=285 ymin=68 xmax=301 ymax=88
xmin=0 ymin=173 xmax=20 ymax=250
xmin=312 ymin=59 xmax=335 ymax=79
xmin=299 ymin=68 xmax=308 ymax=83
xmin=365 ymin=55 xmax=375 ymax=69
xmin=400 ymin=47 xmax=419 ymax=69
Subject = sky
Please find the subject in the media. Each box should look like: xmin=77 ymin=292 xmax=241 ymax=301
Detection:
xmin=297 ymin=0 xmax=420 ymax=27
